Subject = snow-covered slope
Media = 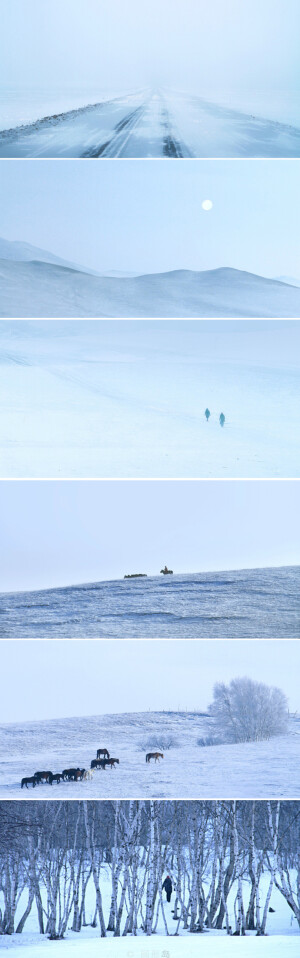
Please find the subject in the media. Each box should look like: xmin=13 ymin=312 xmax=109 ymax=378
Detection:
xmin=1 ymin=257 xmax=299 ymax=317
xmin=276 ymin=274 xmax=300 ymax=288
xmin=1 ymin=710 xmax=300 ymax=799
xmin=0 ymin=236 xmax=99 ymax=275
xmin=0 ymin=568 xmax=298 ymax=639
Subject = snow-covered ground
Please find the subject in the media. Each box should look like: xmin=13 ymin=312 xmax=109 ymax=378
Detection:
xmin=0 ymin=89 xmax=299 ymax=156
xmin=1 ymin=711 xmax=300 ymax=800
xmin=1 ymin=319 xmax=299 ymax=478
xmin=0 ymin=86 xmax=135 ymax=132
xmin=2 ymin=937 xmax=299 ymax=956
xmin=196 ymin=90 xmax=300 ymax=130
xmin=1 ymin=257 xmax=300 ymax=318
xmin=1 ymin=866 xmax=299 ymax=952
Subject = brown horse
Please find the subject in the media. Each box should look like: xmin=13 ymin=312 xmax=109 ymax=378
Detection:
xmin=34 ymin=771 xmax=53 ymax=785
xmin=105 ymin=758 xmax=119 ymax=768
xmin=97 ymin=748 xmax=110 ymax=759
xmin=146 ymin=752 xmax=164 ymax=763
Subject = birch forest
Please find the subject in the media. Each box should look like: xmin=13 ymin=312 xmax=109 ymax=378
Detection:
xmin=1 ymin=800 xmax=300 ymax=939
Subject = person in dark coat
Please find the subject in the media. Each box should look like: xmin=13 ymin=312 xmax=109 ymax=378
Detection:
xmin=162 ymin=875 xmax=172 ymax=902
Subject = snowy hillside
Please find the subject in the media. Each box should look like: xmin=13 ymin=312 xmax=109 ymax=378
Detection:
xmin=0 ymin=237 xmax=99 ymax=275
xmin=1 ymin=710 xmax=300 ymax=799
xmin=0 ymin=567 xmax=298 ymax=639
xmin=1 ymin=256 xmax=300 ymax=317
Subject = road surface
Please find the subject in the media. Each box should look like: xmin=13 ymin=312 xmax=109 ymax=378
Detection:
xmin=0 ymin=90 xmax=299 ymax=157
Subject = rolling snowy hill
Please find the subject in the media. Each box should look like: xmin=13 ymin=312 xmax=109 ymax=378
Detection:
xmin=1 ymin=244 xmax=300 ymax=317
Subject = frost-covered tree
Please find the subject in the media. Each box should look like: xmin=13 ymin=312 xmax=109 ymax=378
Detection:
xmin=209 ymin=677 xmax=288 ymax=744
xmin=205 ymin=408 xmax=211 ymax=421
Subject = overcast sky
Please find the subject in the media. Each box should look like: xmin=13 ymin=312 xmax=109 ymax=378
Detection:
xmin=1 ymin=639 xmax=299 ymax=723
xmin=0 ymin=481 xmax=299 ymax=593
xmin=1 ymin=160 xmax=300 ymax=277
xmin=0 ymin=0 xmax=299 ymax=96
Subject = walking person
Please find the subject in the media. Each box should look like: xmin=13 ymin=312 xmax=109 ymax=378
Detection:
xmin=162 ymin=874 xmax=172 ymax=902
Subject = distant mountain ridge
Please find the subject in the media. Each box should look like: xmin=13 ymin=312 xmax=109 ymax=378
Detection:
xmin=0 ymin=236 xmax=103 ymax=276
xmin=276 ymin=274 xmax=300 ymax=288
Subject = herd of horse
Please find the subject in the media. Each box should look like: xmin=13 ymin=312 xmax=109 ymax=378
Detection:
xmin=20 ymin=747 xmax=165 ymax=787
xmin=21 ymin=748 xmax=120 ymax=788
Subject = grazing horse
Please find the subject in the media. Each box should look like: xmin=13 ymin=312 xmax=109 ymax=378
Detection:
xmin=91 ymin=758 xmax=107 ymax=770
xmin=96 ymin=748 xmax=110 ymax=760
xmin=146 ymin=752 xmax=164 ymax=763
xmin=75 ymin=769 xmax=85 ymax=781
xmin=83 ymin=769 xmax=94 ymax=781
xmin=34 ymin=771 xmax=53 ymax=784
xmin=62 ymin=767 xmax=81 ymax=781
xmin=52 ymin=773 xmax=63 ymax=784
xmin=21 ymin=776 xmax=36 ymax=789
xmin=105 ymin=758 xmax=119 ymax=768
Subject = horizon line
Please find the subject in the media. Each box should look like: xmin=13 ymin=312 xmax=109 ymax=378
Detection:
xmin=1 ymin=562 xmax=298 ymax=597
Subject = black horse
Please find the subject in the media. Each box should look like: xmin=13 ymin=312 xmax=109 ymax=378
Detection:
xmin=62 ymin=767 xmax=85 ymax=781
xmin=62 ymin=767 xmax=79 ymax=781
xmin=96 ymin=748 xmax=110 ymax=759
xmin=91 ymin=758 xmax=107 ymax=770
xmin=21 ymin=776 xmax=36 ymax=789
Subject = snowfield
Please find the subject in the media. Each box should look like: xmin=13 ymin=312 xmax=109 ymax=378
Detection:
xmin=2 ymin=934 xmax=300 ymax=956
xmin=1 ymin=711 xmax=300 ymax=800
xmin=0 ymin=89 xmax=299 ymax=157
xmin=1 ymin=318 xmax=299 ymax=479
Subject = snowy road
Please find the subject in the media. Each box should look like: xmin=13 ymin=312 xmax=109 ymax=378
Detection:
xmin=0 ymin=92 xmax=191 ymax=158
xmin=0 ymin=90 xmax=299 ymax=157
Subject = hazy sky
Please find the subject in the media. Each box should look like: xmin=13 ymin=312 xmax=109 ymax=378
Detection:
xmin=0 ymin=0 xmax=299 ymax=95
xmin=0 ymin=481 xmax=299 ymax=593
xmin=1 ymin=161 xmax=300 ymax=276
xmin=1 ymin=640 xmax=299 ymax=723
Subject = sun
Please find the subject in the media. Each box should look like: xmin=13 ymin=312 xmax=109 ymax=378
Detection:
xmin=202 ymin=199 xmax=213 ymax=211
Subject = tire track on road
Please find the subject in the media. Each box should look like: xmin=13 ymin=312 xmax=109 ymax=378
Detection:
xmin=81 ymin=102 xmax=149 ymax=157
